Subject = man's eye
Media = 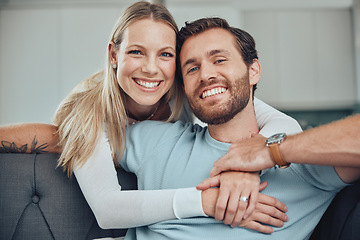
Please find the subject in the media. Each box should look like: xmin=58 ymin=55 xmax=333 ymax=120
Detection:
xmin=215 ymin=59 xmax=225 ymax=64
xmin=188 ymin=67 xmax=199 ymax=73
xmin=128 ymin=50 xmax=141 ymax=55
xmin=161 ymin=52 xmax=174 ymax=57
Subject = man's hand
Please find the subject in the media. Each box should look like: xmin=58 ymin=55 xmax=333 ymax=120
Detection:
xmin=201 ymin=187 xmax=288 ymax=233
xmin=237 ymin=192 xmax=289 ymax=234
xmin=210 ymin=134 xmax=274 ymax=177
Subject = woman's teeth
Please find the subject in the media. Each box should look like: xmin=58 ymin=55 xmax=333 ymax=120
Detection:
xmin=201 ymin=87 xmax=227 ymax=99
xmin=135 ymin=79 xmax=160 ymax=88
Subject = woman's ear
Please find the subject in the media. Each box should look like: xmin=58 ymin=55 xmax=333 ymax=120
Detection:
xmin=249 ymin=59 xmax=261 ymax=86
xmin=108 ymin=41 xmax=118 ymax=64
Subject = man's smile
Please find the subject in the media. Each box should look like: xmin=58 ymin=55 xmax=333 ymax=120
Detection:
xmin=201 ymin=87 xmax=227 ymax=99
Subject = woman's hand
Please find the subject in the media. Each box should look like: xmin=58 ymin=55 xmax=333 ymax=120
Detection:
xmin=201 ymin=186 xmax=288 ymax=233
xmin=197 ymin=171 xmax=260 ymax=227
xmin=210 ymin=134 xmax=275 ymax=177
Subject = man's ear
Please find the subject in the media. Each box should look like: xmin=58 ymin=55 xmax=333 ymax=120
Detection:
xmin=108 ymin=41 xmax=118 ymax=64
xmin=249 ymin=59 xmax=261 ymax=86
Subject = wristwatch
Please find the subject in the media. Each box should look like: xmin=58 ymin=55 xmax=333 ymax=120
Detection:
xmin=265 ymin=133 xmax=290 ymax=169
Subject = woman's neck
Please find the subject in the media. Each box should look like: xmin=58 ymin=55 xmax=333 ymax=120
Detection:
xmin=125 ymin=97 xmax=171 ymax=124
xmin=126 ymin=99 xmax=160 ymax=121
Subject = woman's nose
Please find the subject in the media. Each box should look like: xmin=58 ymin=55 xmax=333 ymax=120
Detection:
xmin=142 ymin=57 xmax=159 ymax=75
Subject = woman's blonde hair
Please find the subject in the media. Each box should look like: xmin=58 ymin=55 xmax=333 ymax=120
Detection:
xmin=54 ymin=1 xmax=183 ymax=176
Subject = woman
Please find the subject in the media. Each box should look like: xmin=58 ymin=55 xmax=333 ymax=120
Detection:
xmin=0 ymin=1 xmax=298 ymax=233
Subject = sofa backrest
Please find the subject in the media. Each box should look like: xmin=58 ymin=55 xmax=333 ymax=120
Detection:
xmin=0 ymin=153 xmax=137 ymax=240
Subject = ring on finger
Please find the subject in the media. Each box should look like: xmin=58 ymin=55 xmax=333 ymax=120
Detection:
xmin=239 ymin=196 xmax=249 ymax=202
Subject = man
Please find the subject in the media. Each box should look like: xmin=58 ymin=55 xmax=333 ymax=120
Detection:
xmin=114 ymin=17 xmax=360 ymax=239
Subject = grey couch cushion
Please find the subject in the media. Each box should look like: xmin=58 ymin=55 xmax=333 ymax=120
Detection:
xmin=0 ymin=153 xmax=137 ymax=240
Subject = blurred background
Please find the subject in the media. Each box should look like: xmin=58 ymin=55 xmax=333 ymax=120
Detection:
xmin=0 ymin=0 xmax=359 ymax=129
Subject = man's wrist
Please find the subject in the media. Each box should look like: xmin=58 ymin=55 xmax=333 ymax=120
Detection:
xmin=266 ymin=133 xmax=290 ymax=169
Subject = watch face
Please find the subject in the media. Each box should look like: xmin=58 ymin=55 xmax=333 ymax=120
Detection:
xmin=266 ymin=133 xmax=286 ymax=144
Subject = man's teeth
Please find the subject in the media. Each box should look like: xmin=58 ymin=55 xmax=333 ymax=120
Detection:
xmin=136 ymin=79 xmax=160 ymax=88
xmin=202 ymin=87 xmax=226 ymax=99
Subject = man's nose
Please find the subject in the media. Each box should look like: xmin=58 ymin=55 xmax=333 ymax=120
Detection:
xmin=200 ymin=63 xmax=216 ymax=82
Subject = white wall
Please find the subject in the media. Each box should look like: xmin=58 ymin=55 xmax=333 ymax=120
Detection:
xmin=0 ymin=1 xmax=357 ymax=125
xmin=0 ymin=8 xmax=60 ymax=124
xmin=168 ymin=4 xmax=244 ymax=28
xmin=244 ymin=9 xmax=356 ymax=110
xmin=0 ymin=5 xmax=127 ymax=124
xmin=354 ymin=0 xmax=360 ymax=107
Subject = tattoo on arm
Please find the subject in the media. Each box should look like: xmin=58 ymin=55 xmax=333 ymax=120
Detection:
xmin=0 ymin=136 xmax=49 ymax=154
xmin=0 ymin=141 xmax=28 ymax=153
xmin=30 ymin=136 xmax=49 ymax=154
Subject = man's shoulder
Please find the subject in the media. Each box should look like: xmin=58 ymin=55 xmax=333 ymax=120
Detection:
xmin=288 ymin=164 xmax=348 ymax=191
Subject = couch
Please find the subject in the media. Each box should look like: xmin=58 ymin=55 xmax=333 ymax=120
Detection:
xmin=0 ymin=152 xmax=359 ymax=240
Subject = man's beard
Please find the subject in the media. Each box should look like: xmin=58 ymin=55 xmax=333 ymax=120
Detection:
xmin=187 ymin=74 xmax=250 ymax=125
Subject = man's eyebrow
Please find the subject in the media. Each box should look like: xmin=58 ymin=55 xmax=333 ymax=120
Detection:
xmin=182 ymin=58 xmax=196 ymax=69
xmin=209 ymin=49 xmax=230 ymax=56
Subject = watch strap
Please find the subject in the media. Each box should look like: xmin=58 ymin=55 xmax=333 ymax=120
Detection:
xmin=268 ymin=143 xmax=290 ymax=169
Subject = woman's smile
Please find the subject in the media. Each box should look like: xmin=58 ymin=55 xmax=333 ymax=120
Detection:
xmin=133 ymin=78 xmax=163 ymax=89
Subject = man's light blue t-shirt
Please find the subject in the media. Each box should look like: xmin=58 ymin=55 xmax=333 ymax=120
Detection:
xmin=121 ymin=120 xmax=347 ymax=240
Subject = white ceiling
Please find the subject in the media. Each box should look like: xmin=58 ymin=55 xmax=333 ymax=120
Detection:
xmin=169 ymin=0 xmax=354 ymax=9
xmin=0 ymin=0 xmax=355 ymax=9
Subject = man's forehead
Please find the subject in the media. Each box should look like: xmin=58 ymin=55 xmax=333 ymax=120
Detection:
xmin=181 ymin=28 xmax=231 ymax=48
xmin=180 ymin=29 xmax=236 ymax=63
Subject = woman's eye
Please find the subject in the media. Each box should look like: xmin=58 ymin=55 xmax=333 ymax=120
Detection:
xmin=161 ymin=52 xmax=174 ymax=57
xmin=128 ymin=50 xmax=141 ymax=55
